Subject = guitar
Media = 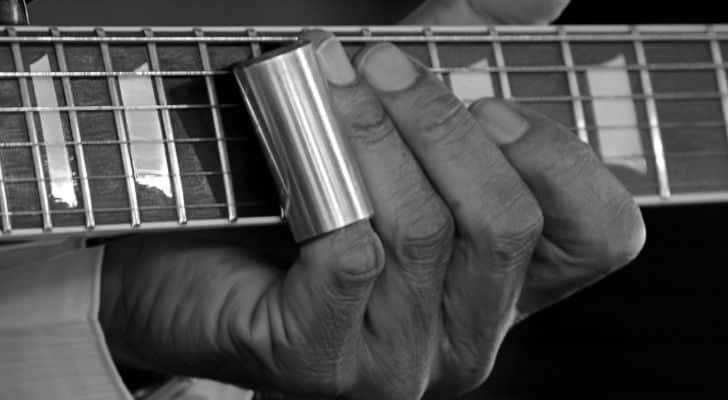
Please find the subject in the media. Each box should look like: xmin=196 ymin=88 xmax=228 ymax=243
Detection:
xmin=2 ymin=24 xmax=728 ymax=240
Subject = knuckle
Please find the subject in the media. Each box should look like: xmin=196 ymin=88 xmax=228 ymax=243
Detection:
xmin=412 ymin=83 xmax=475 ymax=146
xmin=483 ymin=188 xmax=544 ymax=272
xmin=450 ymin=341 xmax=495 ymax=394
xmin=331 ymin=222 xmax=386 ymax=285
xmin=341 ymin=87 xmax=397 ymax=146
xmin=395 ymin=191 xmax=455 ymax=269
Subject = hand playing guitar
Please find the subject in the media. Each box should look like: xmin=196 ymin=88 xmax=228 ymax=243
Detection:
xmin=99 ymin=1 xmax=645 ymax=399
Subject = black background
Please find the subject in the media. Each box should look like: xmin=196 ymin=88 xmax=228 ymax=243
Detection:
xmin=28 ymin=0 xmax=727 ymax=398
xmin=474 ymin=2 xmax=726 ymax=399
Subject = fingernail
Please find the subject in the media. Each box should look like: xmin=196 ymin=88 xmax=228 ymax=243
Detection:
xmin=358 ymin=43 xmax=419 ymax=92
xmin=474 ymin=101 xmax=530 ymax=145
xmin=316 ymin=36 xmax=356 ymax=86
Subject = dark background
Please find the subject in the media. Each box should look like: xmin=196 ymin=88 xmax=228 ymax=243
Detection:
xmin=27 ymin=0 xmax=726 ymax=398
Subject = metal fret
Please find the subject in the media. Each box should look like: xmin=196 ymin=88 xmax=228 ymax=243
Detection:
xmin=634 ymin=33 xmax=671 ymax=198
xmin=248 ymin=29 xmax=261 ymax=57
xmin=52 ymin=28 xmax=95 ymax=229
xmin=424 ymin=28 xmax=443 ymax=81
xmin=97 ymin=28 xmax=141 ymax=226
xmin=248 ymin=28 xmax=288 ymax=220
xmin=560 ymin=29 xmax=589 ymax=143
xmin=144 ymin=29 xmax=188 ymax=225
xmin=195 ymin=29 xmax=237 ymax=222
xmin=8 ymin=28 xmax=53 ymax=231
xmin=491 ymin=30 xmax=512 ymax=99
xmin=0 ymin=161 xmax=10 ymax=232
xmin=709 ymin=27 xmax=728 ymax=146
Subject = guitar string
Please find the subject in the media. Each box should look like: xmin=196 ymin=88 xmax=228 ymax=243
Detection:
xmin=8 ymin=181 xmax=728 ymax=218
xmin=1 ymin=147 xmax=727 ymax=186
xmin=3 ymin=89 xmax=728 ymax=113
xmin=3 ymin=32 xmax=728 ymax=43
xmin=1 ymin=118 xmax=728 ymax=147
xmin=2 ymin=62 xmax=728 ymax=77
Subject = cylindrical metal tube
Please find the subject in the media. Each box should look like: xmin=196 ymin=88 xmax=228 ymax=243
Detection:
xmin=235 ymin=41 xmax=373 ymax=242
xmin=0 ymin=0 xmax=30 ymax=25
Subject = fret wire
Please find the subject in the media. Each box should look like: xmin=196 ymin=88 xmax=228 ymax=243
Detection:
xmin=249 ymin=27 xmax=285 ymax=220
xmin=52 ymin=28 xmax=95 ymax=229
xmin=145 ymin=29 xmax=188 ymax=225
xmin=559 ymin=29 xmax=589 ymax=143
xmin=196 ymin=28 xmax=238 ymax=222
xmin=634 ymin=33 xmax=671 ymax=199
xmin=8 ymin=28 xmax=53 ymax=231
xmin=491 ymin=29 xmax=511 ymax=99
xmin=97 ymin=28 xmax=141 ymax=227
xmin=424 ymin=28 xmax=444 ymax=82
xmin=248 ymin=29 xmax=262 ymax=57
xmin=709 ymin=27 xmax=728 ymax=148
xmin=0 ymin=163 xmax=10 ymax=232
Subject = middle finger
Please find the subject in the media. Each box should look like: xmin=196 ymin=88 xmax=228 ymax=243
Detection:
xmin=355 ymin=42 xmax=543 ymax=388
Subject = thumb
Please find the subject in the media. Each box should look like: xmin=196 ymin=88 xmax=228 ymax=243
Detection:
xmin=401 ymin=0 xmax=570 ymax=25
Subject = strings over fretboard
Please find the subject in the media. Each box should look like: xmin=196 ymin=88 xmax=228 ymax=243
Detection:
xmin=1 ymin=25 xmax=728 ymax=239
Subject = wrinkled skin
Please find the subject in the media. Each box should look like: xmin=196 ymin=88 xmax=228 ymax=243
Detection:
xmin=99 ymin=1 xmax=646 ymax=399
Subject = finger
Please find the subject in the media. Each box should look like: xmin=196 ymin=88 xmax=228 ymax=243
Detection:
xmin=357 ymin=43 xmax=542 ymax=274
xmin=245 ymin=221 xmax=384 ymax=394
xmin=356 ymin=43 xmax=542 ymax=390
xmin=402 ymin=0 xmax=570 ymax=25
xmin=311 ymin=31 xmax=453 ymax=312
xmin=309 ymin=32 xmax=454 ymax=396
xmin=470 ymin=99 xmax=646 ymax=318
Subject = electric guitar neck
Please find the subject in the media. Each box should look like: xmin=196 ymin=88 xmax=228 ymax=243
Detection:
xmin=1 ymin=24 xmax=728 ymax=240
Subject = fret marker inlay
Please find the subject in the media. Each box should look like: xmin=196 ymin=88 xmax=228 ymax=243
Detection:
xmin=117 ymin=62 xmax=173 ymax=198
xmin=451 ymin=59 xmax=495 ymax=102
xmin=30 ymin=54 xmax=78 ymax=208
xmin=586 ymin=54 xmax=647 ymax=174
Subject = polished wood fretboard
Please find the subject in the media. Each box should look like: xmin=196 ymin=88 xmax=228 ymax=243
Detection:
xmin=2 ymin=25 xmax=728 ymax=240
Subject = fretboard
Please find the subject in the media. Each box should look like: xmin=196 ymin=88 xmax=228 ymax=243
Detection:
xmin=1 ymin=24 xmax=728 ymax=240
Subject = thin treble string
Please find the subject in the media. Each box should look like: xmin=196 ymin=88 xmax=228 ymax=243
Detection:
xmin=0 ymin=61 xmax=728 ymax=77
xmin=1 ymin=147 xmax=727 ymax=186
xmin=0 ymin=119 xmax=726 ymax=147
xmin=1 ymin=90 xmax=728 ymax=113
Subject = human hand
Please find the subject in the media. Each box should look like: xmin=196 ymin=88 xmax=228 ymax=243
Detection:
xmin=99 ymin=29 xmax=644 ymax=399
xmin=402 ymin=0 xmax=571 ymax=25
